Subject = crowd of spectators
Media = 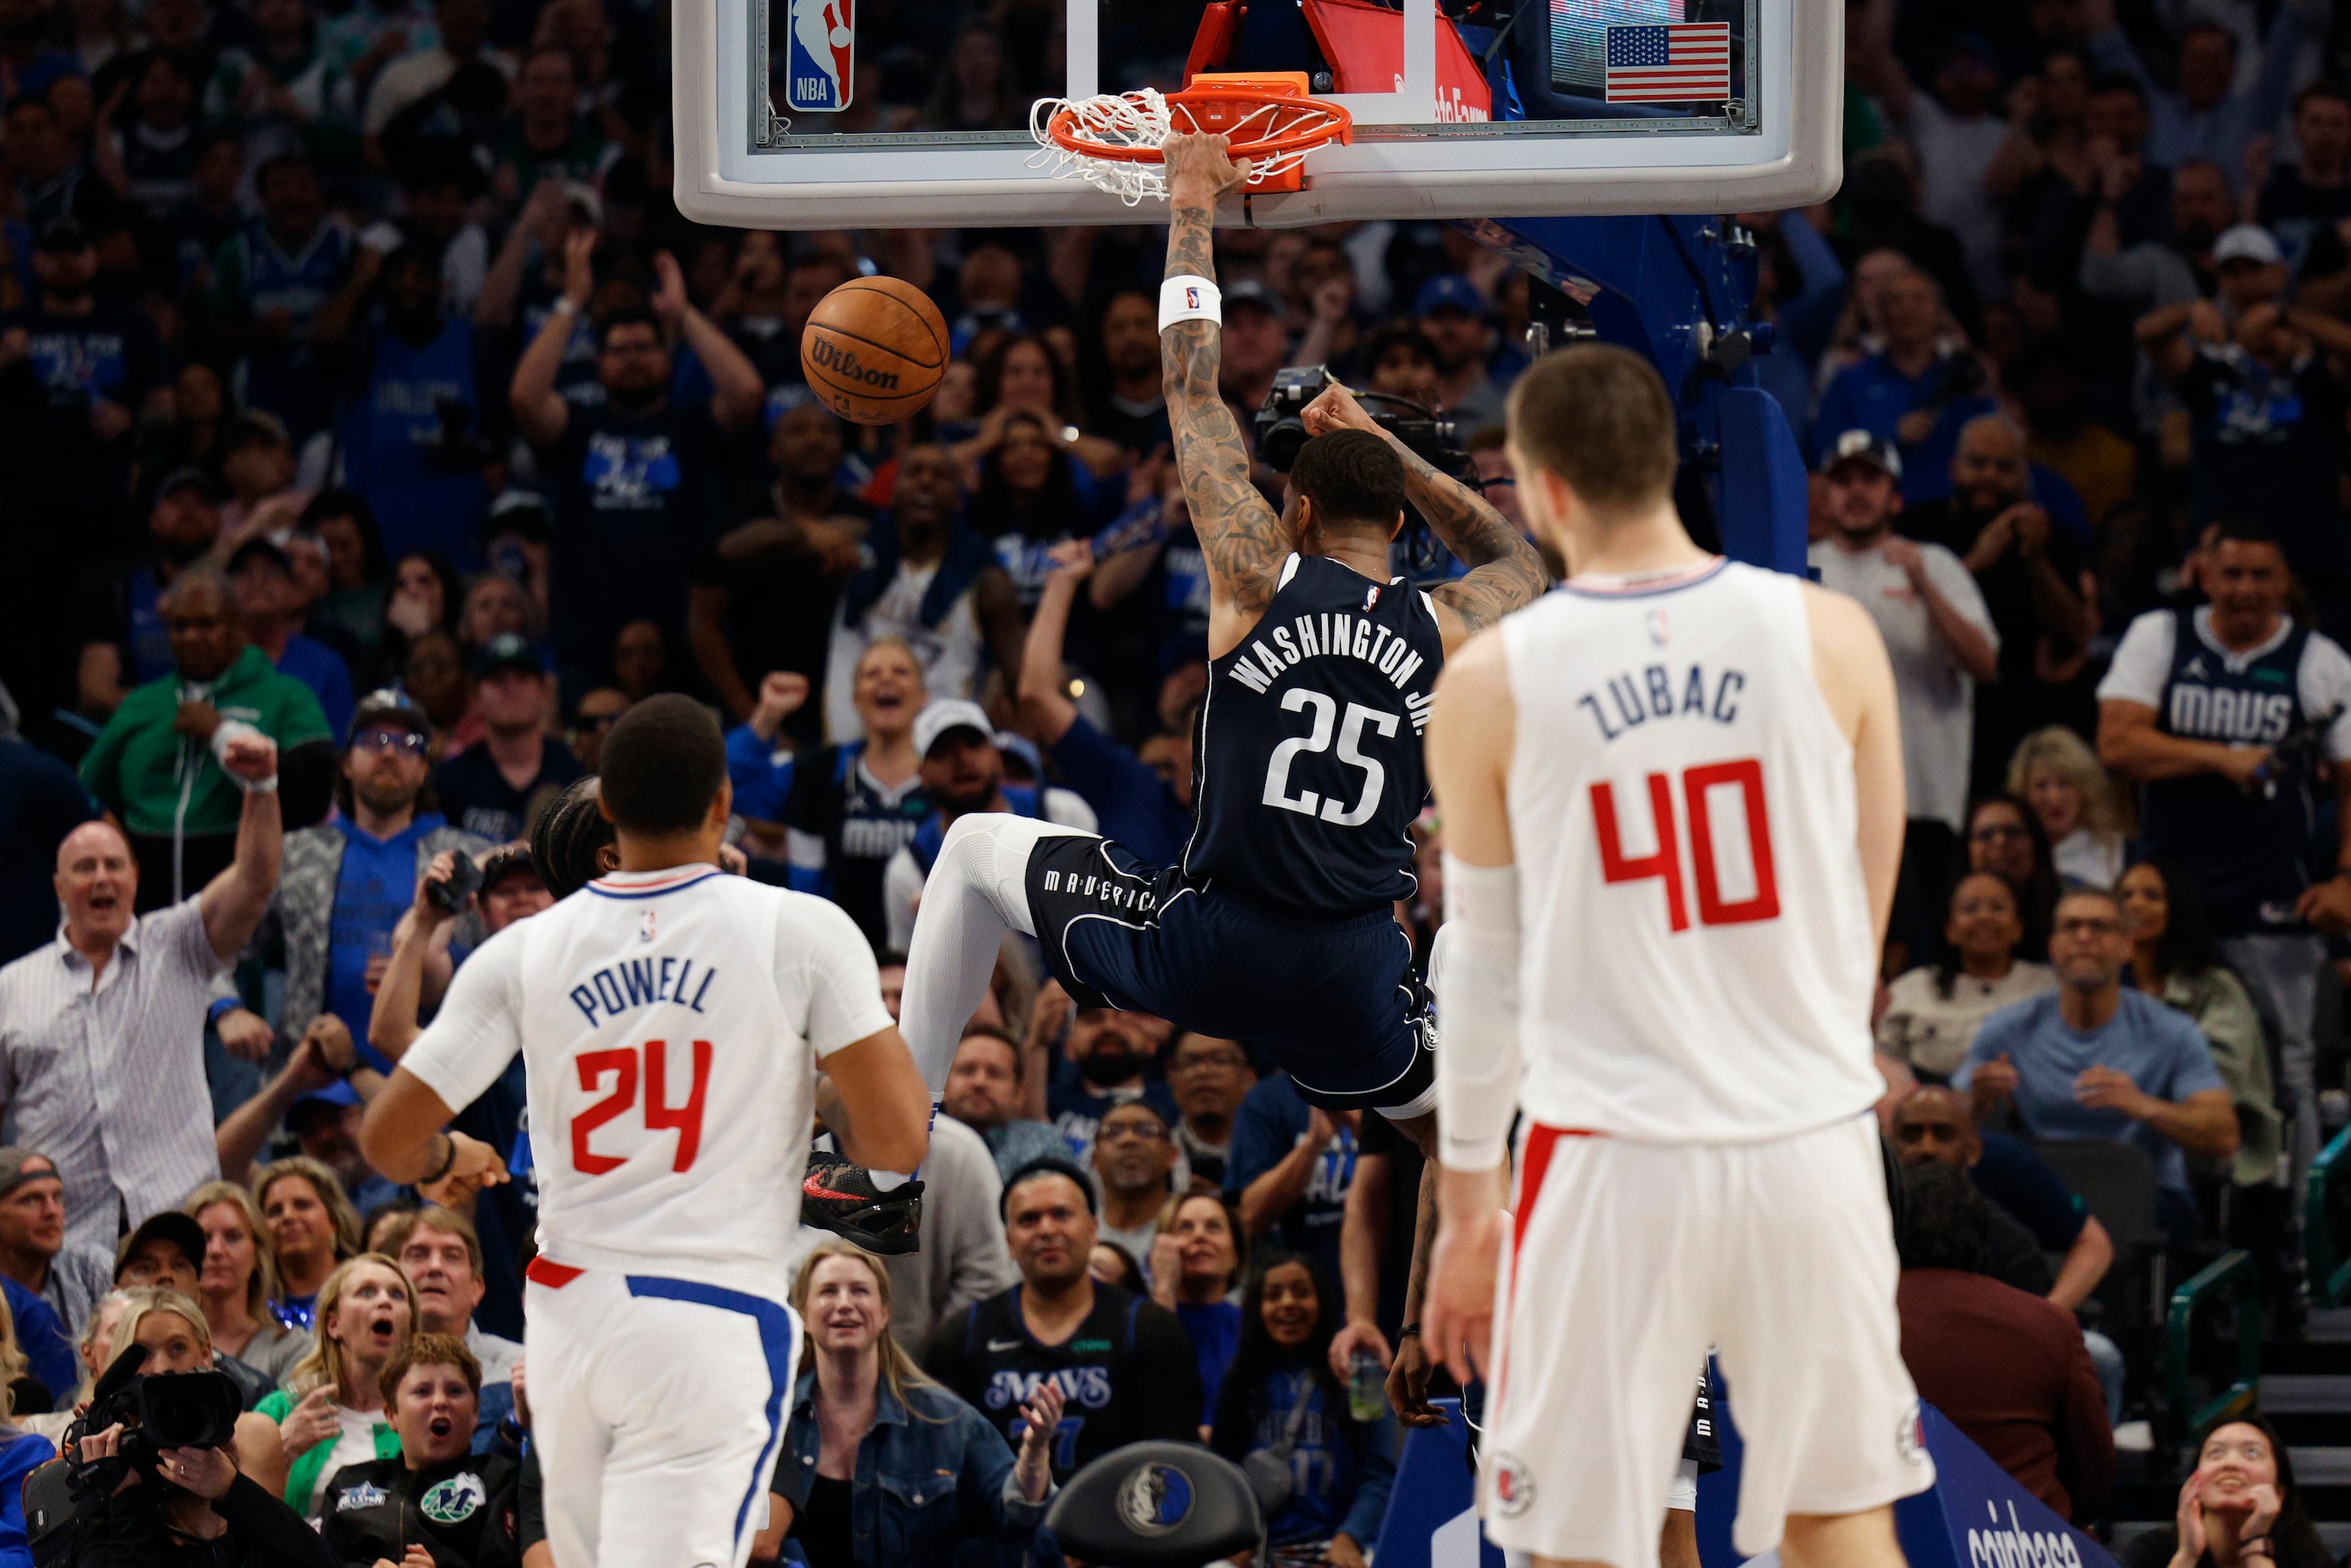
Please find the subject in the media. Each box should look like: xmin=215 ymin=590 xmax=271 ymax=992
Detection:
xmin=0 ymin=0 xmax=2337 ymax=1555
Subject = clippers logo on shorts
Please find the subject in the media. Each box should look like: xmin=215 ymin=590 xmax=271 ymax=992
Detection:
xmin=1118 ymin=1464 xmax=1194 ymax=1535
xmin=422 ymin=1473 xmax=488 ymax=1524
xmin=1895 ymin=1402 xmax=1927 ymax=1466
xmin=1489 ymin=1451 xmax=1534 ymax=1516
xmin=784 ymin=0 xmax=853 ymax=111
xmin=985 ymin=1366 xmax=1114 ymax=1411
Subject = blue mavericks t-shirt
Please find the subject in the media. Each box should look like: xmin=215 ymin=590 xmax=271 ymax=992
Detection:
xmin=327 ymin=815 xmax=445 ymax=1070
xmin=1225 ymin=1073 xmax=1357 ymax=1287
xmin=1047 ymin=1072 xmax=1181 ymax=1169
xmin=1957 ymin=990 xmax=2225 ymax=1197
xmin=1 ymin=1279 xmax=75 ymax=1406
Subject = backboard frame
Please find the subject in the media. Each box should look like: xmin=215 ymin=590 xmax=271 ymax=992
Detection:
xmin=672 ymin=0 xmax=1844 ymax=230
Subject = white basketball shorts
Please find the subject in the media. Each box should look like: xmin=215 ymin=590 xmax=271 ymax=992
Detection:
xmin=525 ymin=1259 xmax=801 ymax=1568
xmin=1481 ymin=1115 xmax=1933 ymax=1567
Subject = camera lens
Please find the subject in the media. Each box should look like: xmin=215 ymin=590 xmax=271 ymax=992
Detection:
xmin=1260 ymin=417 xmax=1309 ymax=473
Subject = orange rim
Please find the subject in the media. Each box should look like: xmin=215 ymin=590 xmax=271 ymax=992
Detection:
xmin=1044 ymin=86 xmax=1352 ymax=165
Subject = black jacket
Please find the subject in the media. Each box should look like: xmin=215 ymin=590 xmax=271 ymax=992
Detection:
xmin=316 ymin=1453 xmax=521 ymax=1568
xmin=33 ymin=1466 xmax=338 ymax=1568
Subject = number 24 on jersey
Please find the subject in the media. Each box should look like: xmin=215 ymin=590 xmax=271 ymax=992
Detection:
xmin=1593 ymin=759 xmax=1781 ymax=932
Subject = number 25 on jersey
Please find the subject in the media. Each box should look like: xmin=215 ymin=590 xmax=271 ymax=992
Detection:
xmin=572 ymin=1039 xmax=714 ymax=1175
xmin=1592 ymin=759 xmax=1780 ymax=932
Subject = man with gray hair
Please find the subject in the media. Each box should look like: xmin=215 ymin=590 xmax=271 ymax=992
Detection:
xmin=1903 ymin=413 xmax=2092 ymax=797
xmin=77 ymin=567 xmax=336 ymax=909
xmin=0 ymin=731 xmax=286 ymax=1255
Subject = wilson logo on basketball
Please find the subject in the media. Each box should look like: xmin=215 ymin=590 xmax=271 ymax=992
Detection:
xmin=806 ymin=338 xmax=902 ymax=391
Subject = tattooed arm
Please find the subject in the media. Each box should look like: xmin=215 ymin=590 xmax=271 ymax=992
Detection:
xmin=1160 ymin=132 xmax=1295 ymax=659
xmin=1302 ymin=381 xmax=1550 ymax=652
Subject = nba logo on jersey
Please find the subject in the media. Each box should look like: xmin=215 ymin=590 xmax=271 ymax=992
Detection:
xmin=784 ymin=0 xmax=853 ymax=111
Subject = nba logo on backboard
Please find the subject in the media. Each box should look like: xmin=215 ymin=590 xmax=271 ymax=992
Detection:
xmin=784 ymin=0 xmax=852 ymax=112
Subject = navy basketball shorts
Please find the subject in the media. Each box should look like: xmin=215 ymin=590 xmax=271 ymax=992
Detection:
xmin=1024 ymin=833 xmax=1435 ymax=1115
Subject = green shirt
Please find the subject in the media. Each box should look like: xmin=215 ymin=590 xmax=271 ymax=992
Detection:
xmin=256 ymin=1386 xmax=402 ymax=1519
xmin=79 ymin=645 xmax=331 ymax=838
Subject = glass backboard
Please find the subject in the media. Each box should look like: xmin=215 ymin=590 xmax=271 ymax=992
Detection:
xmin=672 ymin=0 xmax=1841 ymax=229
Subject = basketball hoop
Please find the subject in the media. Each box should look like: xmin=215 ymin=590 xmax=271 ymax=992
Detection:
xmin=1029 ymin=73 xmax=1353 ymax=205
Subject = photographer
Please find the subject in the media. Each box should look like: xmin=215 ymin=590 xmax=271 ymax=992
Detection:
xmin=39 ymin=1290 xmax=326 ymax=1568
xmin=58 ymin=1425 xmax=333 ymax=1568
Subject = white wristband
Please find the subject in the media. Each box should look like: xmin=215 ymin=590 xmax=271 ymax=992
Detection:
xmin=1160 ymin=275 xmax=1221 ymax=331
xmin=211 ymin=718 xmax=278 ymax=793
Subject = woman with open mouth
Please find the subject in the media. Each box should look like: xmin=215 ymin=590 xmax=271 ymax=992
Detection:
xmin=255 ymin=1254 xmax=417 ymax=1518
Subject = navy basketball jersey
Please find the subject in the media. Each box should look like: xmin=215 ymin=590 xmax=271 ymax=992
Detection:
xmin=2143 ymin=607 xmax=2319 ymax=932
xmin=1183 ymin=553 xmax=1442 ymax=917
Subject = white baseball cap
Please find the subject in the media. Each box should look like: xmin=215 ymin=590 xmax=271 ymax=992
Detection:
xmin=913 ymin=699 xmax=995 ymax=759
xmin=2212 ymin=224 xmax=2283 ymax=268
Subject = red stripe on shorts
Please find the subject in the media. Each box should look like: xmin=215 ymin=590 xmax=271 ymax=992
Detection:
xmin=527 ymin=1258 xmax=584 ymax=1288
xmin=1494 ymin=1124 xmax=1594 ymax=1412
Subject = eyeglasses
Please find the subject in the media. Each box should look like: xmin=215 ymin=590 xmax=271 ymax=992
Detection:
xmin=1096 ymin=1122 xmax=1169 ymax=1144
xmin=350 ymin=729 xmax=429 ymax=756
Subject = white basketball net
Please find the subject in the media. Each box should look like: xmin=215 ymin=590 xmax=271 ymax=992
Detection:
xmin=1027 ymin=88 xmax=1329 ymax=205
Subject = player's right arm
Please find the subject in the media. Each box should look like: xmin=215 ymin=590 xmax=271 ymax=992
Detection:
xmin=1159 ymin=133 xmax=1294 ymax=657
xmin=358 ymin=928 xmax=525 ymax=1187
xmin=798 ymin=897 xmax=933 ymax=1173
xmin=1802 ymin=582 xmax=1905 ymax=950
xmin=1418 ymin=628 xmax=1521 ymax=1387
xmin=1302 ymin=382 xmax=1550 ymax=650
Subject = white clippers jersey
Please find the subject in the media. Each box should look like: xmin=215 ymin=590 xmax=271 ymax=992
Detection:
xmin=1499 ymin=560 xmax=1885 ymax=1143
xmin=403 ymin=866 xmax=893 ymax=1294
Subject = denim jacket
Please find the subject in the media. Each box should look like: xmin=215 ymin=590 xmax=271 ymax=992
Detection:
xmin=778 ymin=1371 xmax=1050 ymax=1567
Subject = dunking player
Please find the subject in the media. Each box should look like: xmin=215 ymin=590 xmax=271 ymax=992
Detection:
xmin=359 ymin=695 xmax=934 ymax=1568
xmin=1420 ymin=345 xmax=1932 ymax=1568
xmin=897 ymin=128 xmax=1544 ymax=1368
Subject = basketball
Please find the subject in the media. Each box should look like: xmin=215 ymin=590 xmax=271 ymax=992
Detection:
xmin=799 ymin=276 xmax=949 ymax=426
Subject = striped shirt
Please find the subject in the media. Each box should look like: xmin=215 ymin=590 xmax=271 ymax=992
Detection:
xmin=0 ymin=899 xmax=226 ymax=1252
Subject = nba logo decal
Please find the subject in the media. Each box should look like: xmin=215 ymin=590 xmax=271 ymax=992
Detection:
xmin=1489 ymin=1451 xmax=1534 ymax=1515
xmin=1186 ymin=286 xmax=1201 ymax=309
xmin=1363 ymin=584 xmax=1383 ymax=612
xmin=785 ymin=0 xmax=852 ymax=111
xmin=1648 ymin=608 xmax=1671 ymax=645
xmin=640 ymin=910 xmax=658 ymax=943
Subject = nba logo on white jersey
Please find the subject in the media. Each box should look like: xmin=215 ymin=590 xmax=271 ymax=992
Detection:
xmin=785 ymin=0 xmax=852 ymax=111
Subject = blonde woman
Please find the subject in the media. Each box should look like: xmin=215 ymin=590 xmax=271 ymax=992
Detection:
xmin=2008 ymin=726 xmax=2127 ymax=889
xmin=254 ymin=1255 xmax=416 ymax=1517
xmin=94 ymin=1288 xmax=290 ymax=1494
xmin=756 ymin=1241 xmax=1059 ymax=1566
xmin=185 ymin=1181 xmax=311 ymax=1385
xmin=252 ymin=1158 xmax=361 ymax=1332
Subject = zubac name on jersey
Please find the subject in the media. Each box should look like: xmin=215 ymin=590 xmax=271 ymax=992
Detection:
xmin=1223 ymin=606 xmax=1434 ymax=711
xmin=1576 ymin=658 xmax=1752 ymax=742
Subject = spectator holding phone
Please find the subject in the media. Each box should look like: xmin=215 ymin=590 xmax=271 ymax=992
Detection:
xmin=259 ymin=689 xmax=488 ymax=1079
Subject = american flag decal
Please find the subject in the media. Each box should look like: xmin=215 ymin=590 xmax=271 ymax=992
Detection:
xmin=1602 ymin=22 xmax=1732 ymax=104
